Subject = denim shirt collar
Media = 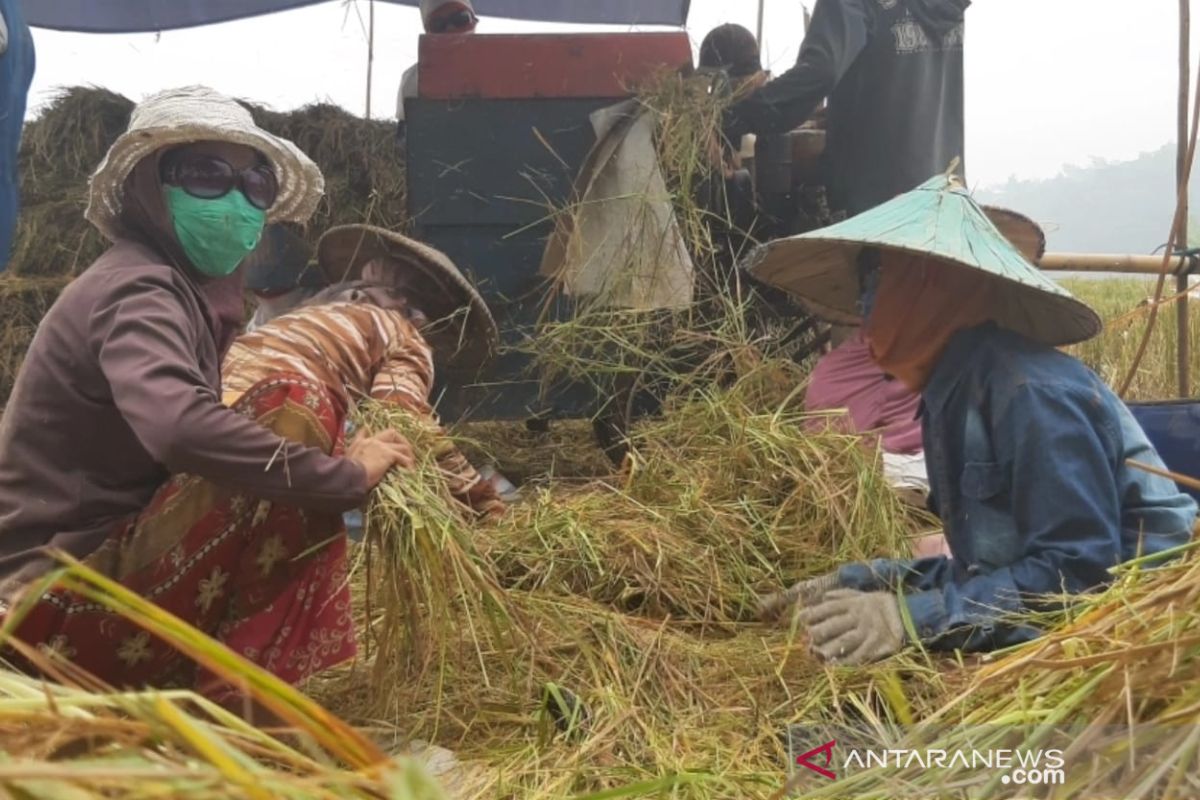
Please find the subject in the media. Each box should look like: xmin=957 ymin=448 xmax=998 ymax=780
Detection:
xmin=922 ymin=323 xmax=997 ymax=415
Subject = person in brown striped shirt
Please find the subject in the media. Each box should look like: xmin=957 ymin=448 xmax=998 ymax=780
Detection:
xmin=224 ymin=226 xmax=504 ymax=519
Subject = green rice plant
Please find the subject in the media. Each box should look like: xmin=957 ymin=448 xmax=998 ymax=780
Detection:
xmin=1062 ymin=277 xmax=1200 ymax=401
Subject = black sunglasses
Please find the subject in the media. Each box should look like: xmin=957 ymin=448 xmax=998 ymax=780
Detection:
xmin=160 ymin=151 xmax=279 ymax=211
xmin=429 ymin=9 xmax=476 ymax=33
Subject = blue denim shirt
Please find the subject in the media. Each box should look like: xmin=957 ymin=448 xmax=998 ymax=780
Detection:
xmin=840 ymin=324 xmax=1197 ymax=652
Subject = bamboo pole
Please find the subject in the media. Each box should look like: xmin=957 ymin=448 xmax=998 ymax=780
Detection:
xmin=365 ymin=0 xmax=376 ymax=119
xmin=1178 ymin=0 xmax=1192 ymax=398
xmin=757 ymin=0 xmax=766 ymax=53
xmin=1039 ymin=252 xmax=1195 ymax=275
xmin=1117 ymin=23 xmax=1200 ymax=399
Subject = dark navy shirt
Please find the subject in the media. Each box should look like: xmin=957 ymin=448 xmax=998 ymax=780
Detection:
xmin=840 ymin=324 xmax=1197 ymax=651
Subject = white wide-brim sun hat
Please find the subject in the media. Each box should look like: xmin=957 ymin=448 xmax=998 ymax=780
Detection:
xmin=86 ymin=85 xmax=324 ymax=242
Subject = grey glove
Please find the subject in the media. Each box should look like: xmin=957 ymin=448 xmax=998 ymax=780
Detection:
xmin=798 ymin=589 xmax=905 ymax=665
xmin=758 ymin=571 xmax=841 ymax=622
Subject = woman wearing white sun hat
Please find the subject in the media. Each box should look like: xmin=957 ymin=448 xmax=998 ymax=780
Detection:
xmin=0 ymin=86 xmax=412 ymax=709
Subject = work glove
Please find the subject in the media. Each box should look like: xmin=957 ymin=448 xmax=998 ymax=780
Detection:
xmin=758 ymin=571 xmax=841 ymax=622
xmin=798 ymin=589 xmax=906 ymax=665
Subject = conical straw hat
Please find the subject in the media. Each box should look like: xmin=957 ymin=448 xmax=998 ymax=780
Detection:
xmin=742 ymin=174 xmax=1101 ymax=346
xmin=317 ymin=224 xmax=498 ymax=369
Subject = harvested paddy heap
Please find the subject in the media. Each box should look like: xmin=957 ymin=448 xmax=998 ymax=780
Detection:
xmin=1 ymin=75 xmax=1199 ymax=799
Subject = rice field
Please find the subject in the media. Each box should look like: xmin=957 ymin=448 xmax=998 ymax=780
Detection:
xmin=1063 ymin=276 xmax=1200 ymax=400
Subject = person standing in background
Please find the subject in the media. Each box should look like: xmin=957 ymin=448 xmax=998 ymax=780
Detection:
xmin=0 ymin=0 xmax=35 ymax=271
xmin=725 ymin=0 xmax=968 ymax=217
xmin=698 ymin=23 xmax=769 ymax=174
xmin=726 ymin=0 xmax=969 ymax=512
xmin=395 ymin=0 xmax=478 ymax=141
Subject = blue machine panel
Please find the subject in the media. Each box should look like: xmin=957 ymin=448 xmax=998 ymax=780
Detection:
xmin=406 ymin=98 xmax=619 ymax=228
xmin=1129 ymin=400 xmax=1200 ymax=501
xmin=408 ymin=97 xmax=625 ymax=422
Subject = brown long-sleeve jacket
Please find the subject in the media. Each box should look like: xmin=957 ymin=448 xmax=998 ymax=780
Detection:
xmin=0 ymin=240 xmax=367 ymax=595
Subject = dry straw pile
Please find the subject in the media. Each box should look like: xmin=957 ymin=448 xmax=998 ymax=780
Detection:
xmin=322 ymin=376 xmax=931 ymax=799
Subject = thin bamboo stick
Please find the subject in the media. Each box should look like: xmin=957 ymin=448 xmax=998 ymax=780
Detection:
xmin=1179 ymin=0 xmax=1192 ymax=398
xmin=1118 ymin=40 xmax=1200 ymax=398
xmin=365 ymin=0 xmax=376 ymax=119
xmin=757 ymin=0 xmax=766 ymax=54
xmin=1127 ymin=458 xmax=1200 ymax=493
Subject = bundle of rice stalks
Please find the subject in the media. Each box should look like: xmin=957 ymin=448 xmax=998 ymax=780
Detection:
xmin=0 ymin=275 xmax=70 ymax=405
xmin=352 ymin=402 xmax=521 ymax=700
xmin=0 ymin=556 xmax=448 ymax=799
xmin=527 ymin=71 xmax=824 ymax=412
xmin=10 ymin=88 xmax=405 ymax=277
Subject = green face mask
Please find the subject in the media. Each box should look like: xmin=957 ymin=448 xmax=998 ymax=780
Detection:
xmin=164 ymin=186 xmax=267 ymax=277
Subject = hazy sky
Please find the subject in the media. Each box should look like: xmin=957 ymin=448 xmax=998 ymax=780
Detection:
xmin=24 ymin=0 xmax=1192 ymax=188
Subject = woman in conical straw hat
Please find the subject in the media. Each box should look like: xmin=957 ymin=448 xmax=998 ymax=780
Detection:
xmin=0 ymin=87 xmax=413 ymax=711
xmin=224 ymin=223 xmax=506 ymax=516
xmin=751 ymin=173 xmax=1197 ymax=664
xmin=799 ymin=206 xmax=1046 ymax=533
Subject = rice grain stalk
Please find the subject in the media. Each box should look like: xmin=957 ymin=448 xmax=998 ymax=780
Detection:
xmin=352 ymin=402 xmax=525 ymax=718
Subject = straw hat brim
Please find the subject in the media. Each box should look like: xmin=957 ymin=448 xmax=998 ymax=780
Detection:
xmin=742 ymin=177 xmax=1101 ymax=347
xmin=982 ymin=206 xmax=1047 ymax=262
xmin=317 ymin=224 xmax=498 ymax=369
xmin=86 ymin=122 xmax=323 ymax=243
